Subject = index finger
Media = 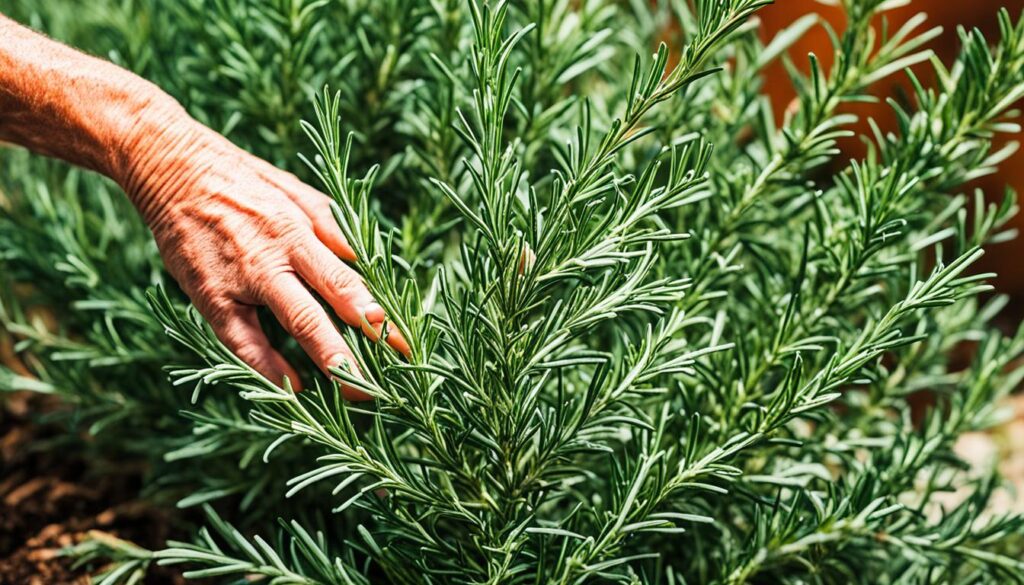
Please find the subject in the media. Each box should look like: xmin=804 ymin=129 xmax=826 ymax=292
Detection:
xmin=292 ymin=238 xmax=412 ymax=357
xmin=260 ymin=271 xmax=370 ymax=400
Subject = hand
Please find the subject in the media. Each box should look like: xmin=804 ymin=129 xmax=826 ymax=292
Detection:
xmin=117 ymin=104 xmax=408 ymax=397
xmin=0 ymin=17 xmax=398 ymax=395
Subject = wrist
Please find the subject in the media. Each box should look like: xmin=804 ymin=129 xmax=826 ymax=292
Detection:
xmin=108 ymin=85 xmax=217 ymax=228
xmin=0 ymin=16 xmax=224 ymax=232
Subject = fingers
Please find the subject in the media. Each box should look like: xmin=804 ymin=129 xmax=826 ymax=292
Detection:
xmin=261 ymin=271 xmax=370 ymax=401
xmin=292 ymin=239 xmax=411 ymax=357
xmin=291 ymin=241 xmax=372 ymax=326
xmin=363 ymin=302 xmax=412 ymax=356
xmin=249 ymin=166 xmax=410 ymax=362
xmin=273 ymin=172 xmax=356 ymax=262
xmin=311 ymin=201 xmax=356 ymax=262
xmin=210 ymin=303 xmax=303 ymax=391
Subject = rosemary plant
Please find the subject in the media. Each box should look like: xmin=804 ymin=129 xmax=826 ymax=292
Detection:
xmin=3 ymin=0 xmax=1024 ymax=583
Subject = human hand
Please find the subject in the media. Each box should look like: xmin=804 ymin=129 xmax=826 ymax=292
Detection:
xmin=115 ymin=101 xmax=408 ymax=397
xmin=0 ymin=15 xmax=407 ymax=396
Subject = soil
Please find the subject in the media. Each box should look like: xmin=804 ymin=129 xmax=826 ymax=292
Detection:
xmin=0 ymin=391 xmax=186 ymax=585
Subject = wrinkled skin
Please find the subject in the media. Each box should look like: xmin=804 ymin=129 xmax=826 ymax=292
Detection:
xmin=0 ymin=14 xmax=406 ymax=397
xmin=130 ymin=119 xmax=410 ymax=394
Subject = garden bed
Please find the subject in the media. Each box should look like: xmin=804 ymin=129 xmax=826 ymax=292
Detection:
xmin=0 ymin=391 xmax=183 ymax=584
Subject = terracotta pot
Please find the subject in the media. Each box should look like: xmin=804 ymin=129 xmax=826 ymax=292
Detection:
xmin=758 ymin=0 xmax=1024 ymax=301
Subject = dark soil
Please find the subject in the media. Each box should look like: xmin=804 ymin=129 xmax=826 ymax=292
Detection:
xmin=0 ymin=391 xmax=185 ymax=585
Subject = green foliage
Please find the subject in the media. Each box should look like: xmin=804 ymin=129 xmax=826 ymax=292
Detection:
xmin=3 ymin=0 xmax=1024 ymax=583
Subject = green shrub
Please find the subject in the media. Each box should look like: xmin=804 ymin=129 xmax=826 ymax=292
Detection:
xmin=3 ymin=0 xmax=1024 ymax=582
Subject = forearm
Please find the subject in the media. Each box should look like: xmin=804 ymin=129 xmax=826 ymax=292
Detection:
xmin=0 ymin=15 xmax=407 ymax=388
xmin=0 ymin=14 xmax=211 ymax=224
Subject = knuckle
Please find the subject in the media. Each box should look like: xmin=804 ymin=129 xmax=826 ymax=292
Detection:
xmin=263 ymin=222 xmax=301 ymax=249
xmin=233 ymin=340 xmax=266 ymax=365
xmin=262 ymin=217 xmax=293 ymax=240
xmin=286 ymin=302 xmax=323 ymax=339
xmin=240 ymin=216 xmax=306 ymax=260
xmin=249 ymin=265 xmax=291 ymax=300
xmin=327 ymin=264 xmax=359 ymax=291
xmin=276 ymin=230 xmax=313 ymax=261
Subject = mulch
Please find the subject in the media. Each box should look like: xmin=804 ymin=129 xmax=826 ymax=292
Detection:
xmin=0 ymin=391 xmax=186 ymax=585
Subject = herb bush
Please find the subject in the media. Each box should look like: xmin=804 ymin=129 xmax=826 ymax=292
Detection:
xmin=2 ymin=0 xmax=1024 ymax=582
